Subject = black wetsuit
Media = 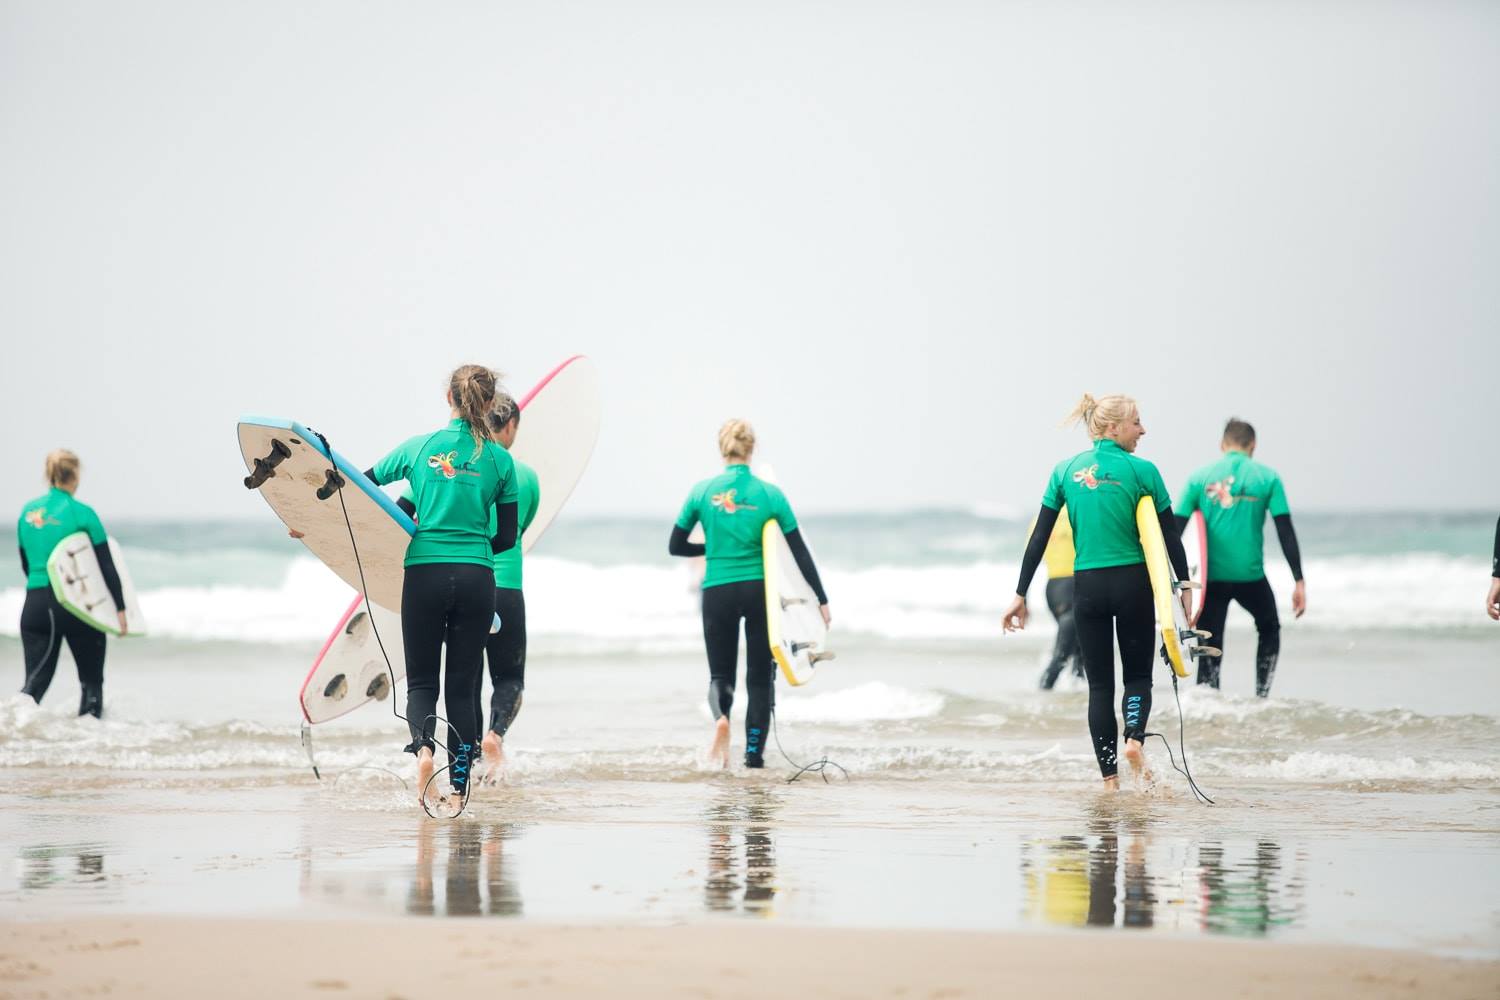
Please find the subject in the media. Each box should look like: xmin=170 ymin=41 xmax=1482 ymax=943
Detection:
xmin=1183 ymin=513 xmax=1303 ymax=697
xmin=669 ymin=525 xmax=826 ymax=765
xmin=486 ymin=587 xmax=526 ymax=737
xmin=1038 ymin=577 xmax=1083 ymax=689
xmin=17 ymin=545 xmax=122 ymax=718
xmin=1018 ymin=504 xmax=1188 ymax=778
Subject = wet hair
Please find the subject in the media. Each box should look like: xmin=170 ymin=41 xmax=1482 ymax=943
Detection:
xmin=487 ymin=391 xmax=521 ymax=433
xmin=1223 ymin=418 xmax=1256 ymax=448
xmin=718 ymin=419 xmax=755 ymax=461
xmin=448 ymin=365 xmax=501 ymax=457
xmin=45 ymin=449 xmax=80 ymax=489
xmin=1063 ymin=394 xmax=1138 ymax=440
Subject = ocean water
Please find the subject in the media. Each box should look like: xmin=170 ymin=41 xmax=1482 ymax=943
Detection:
xmin=0 ymin=511 xmax=1497 ymax=953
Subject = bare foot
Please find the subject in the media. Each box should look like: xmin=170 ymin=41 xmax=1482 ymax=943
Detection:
xmin=708 ymin=717 xmax=730 ymax=769
xmin=481 ymin=731 xmax=505 ymax=785
xmin=1122 ymin=739 xmax=1152 ymax=786
xmin=416 ymin=746 xmax=435 ymax=806
xmin=1102 ymin=775 xmax=1120 ymax=792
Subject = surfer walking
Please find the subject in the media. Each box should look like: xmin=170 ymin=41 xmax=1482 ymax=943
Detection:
xmin=1036 ymin=507 xmax=1083 ymax=690
xmin=1174 ymin=419 xmax=1305 ymax=697
xmin=1003 ymin=395 xmax=1190 ymax=790
xmin=366 ymin=365 xmax=518 ymax=806
xmin=669 ymin=419 xmax=829 ymax=769
xmin=15 ymin=450 xmax=127 ymax=717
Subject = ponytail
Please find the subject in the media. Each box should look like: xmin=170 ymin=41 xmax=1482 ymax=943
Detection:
xmin=448 ymin=365 xmax=501 ymax=458
xmin=1062 ymin=393 xmax=1138 ymax=440
xmin=45 ymin=449 xmax=80 ymax=489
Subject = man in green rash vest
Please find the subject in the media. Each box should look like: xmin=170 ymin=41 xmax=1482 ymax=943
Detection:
xmin=1175 ymin=418 xmax=1306 ymax=698
xmin=393 ymin=396 xmax=539 ymax=783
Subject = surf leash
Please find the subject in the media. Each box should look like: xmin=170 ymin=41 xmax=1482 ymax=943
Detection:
xmin=1143 ymin=674 xmax=1214 ymax=805
xmin=769 ymin=708 xmax=848 ymax=784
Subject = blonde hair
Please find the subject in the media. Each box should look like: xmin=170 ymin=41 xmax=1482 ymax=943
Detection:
xmin=718 ymin=419 xmax=755 ymax=461
xmin=1063 ymin=393 xmax=1138 ymax=440
xmin=448 ymin=365 xmax=502 ymax=457
xmin=45 ymin=449 xmax=80 ymax=489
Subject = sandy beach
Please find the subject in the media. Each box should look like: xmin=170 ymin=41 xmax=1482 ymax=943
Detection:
xmin=4 ymin=919 xmax=1496 ymax=1000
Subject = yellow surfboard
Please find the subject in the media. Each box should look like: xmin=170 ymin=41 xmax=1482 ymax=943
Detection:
xmin=1135 ymin=496 xmax=1191 ymax=678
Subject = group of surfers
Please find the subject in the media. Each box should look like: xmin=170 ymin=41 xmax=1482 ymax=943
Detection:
xmin=15 ymin=370 xmax=1500 ymax=800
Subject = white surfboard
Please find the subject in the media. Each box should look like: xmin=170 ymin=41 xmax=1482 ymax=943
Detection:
xmin=46 ymin=532 xmax=147 ymax=636
xmin=757 ymin=464 xmax=832 ymax=687
xmin=1183 ymin=510 xmax=1209 ymax=627
xmin=299 ymin=356 xmax=602 ymax=724
xmin=238 ymin=418 xmax=414 ymax=613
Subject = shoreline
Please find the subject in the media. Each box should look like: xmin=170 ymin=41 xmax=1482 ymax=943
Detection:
xmin=3 ymin=918 xmax=1495 ymax=1000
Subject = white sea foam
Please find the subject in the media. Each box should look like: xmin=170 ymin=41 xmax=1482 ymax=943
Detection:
xmin=773 ymin=682 xmax=945 ymax=723
xmin=0 ymin=553 xmax=1486 ymax=646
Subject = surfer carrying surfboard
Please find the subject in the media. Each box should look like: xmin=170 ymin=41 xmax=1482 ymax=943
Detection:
xmin=15 ymin=450 xmax=127 ymax=717
xmin=1174 ymin=419 xmax=1305 ymax=698
xmin=1002 ymin=395 xmax=1190 ymax=790
xmin=669 ymin=420 xmax=830 ymax=769
xmin=365 ymin=365 xmax=519 ymax=804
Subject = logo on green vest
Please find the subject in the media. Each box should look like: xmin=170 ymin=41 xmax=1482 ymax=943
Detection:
xmin=1072 ymin=465 xmax=1122 ymax=491
xmin=711 ymin=489 xmax=757 ymax=514
xmin=1205 ymin=476 xmax=1259 ymax=509
xmin=23 ymin=508 xmax=58 ymax=530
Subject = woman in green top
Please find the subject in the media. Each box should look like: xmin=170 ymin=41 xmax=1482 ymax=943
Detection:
xmin=366 ymin=365 xmax=519 ymax=805
xmin=16 ymin=450 xmax=128 ymax=717
xmin=1002 ymin=395 xmax=1190 ymax=790
xmin=669 ymin=420 xmax=830 ymax=769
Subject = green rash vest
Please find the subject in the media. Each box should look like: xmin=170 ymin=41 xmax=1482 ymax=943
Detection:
xmin=1174 ymin=449 xmax=1290 ymax=582
xmin=490 ymin=459 xmax=539 ymax=590
xmin=675 ymin=465 xmax=797 ymax=589
xmin=371 ymin=419 xmax=517 ymax=570
xmin=17 ymin=488 xmax=108 ymax=590
xmin=1042 ymin=439 xmax=1174 ymax=572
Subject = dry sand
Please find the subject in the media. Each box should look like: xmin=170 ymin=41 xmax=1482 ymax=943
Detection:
xmin=2 ymin=918 xmax=1494 ymax=1000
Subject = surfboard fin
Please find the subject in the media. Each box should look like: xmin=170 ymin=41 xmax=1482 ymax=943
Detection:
xmin=315 ymin=468 xmax=346 ymax=501
xmin=809 ymin=650 xmax=837 ymax=664
xmin=244 ymin=439 xmax=292 ymax=490
xmin=781 ymin=597 xmax=809 ymax=609
xmin=1190 ymin=646 xmax=1222 ymax=658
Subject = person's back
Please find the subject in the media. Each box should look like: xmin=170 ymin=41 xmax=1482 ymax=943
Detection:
xmin=681 ymin=465 xmax=795 ymax=588
xmin=18 ymin=488 xmax=105 ymax=589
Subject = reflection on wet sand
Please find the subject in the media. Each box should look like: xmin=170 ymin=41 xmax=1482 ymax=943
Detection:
xmin=19 ymin=846 xmax=107 ymax=893
xmin=409 ymin=822 xmax=524 ymax=917
xmin=704 ymin=784 xmax=781 ymax=916
xmin=1023 ymin=810 xmax=1305 ymax=936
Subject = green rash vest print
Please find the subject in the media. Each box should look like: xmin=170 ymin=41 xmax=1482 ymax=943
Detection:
xmin=1042 ymin=439 xmax=1173 ymax=572
xmin=1174 ymin=450 xmax=1290 ymax=582
xmin=371 ymin=419 xmax=517 ymax=570
xmin=675 ymin=465 xmax=797 ymax=589
xmin=490 ymin=459 xmax=539 ymax=590
xmin=17 ymin=489 xmax=108 ymax=590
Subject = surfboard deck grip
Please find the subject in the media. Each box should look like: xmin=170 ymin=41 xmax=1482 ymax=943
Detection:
xmin=243 ymin=439 xmax=292 ymax=490
xmin=315 ymin=467 xmax=346 ymax=501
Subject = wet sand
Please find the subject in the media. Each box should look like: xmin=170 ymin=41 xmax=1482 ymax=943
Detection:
xmin=4 ymin=918 xmax=1496 ymax=1000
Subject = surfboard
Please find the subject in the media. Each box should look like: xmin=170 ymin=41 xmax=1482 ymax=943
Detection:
xmin=238 ymin=418 xmax=414 ymax=613
xmin=762 ymin=519 xmax=832 ymax=687
xmin=1182 ymin=510 xmax=1208 ymax=627
xmin=46 ymin=532 xmax=147 ymax=636
xmin=298 ymin=356 xmax=602 ymax=725
xmin=1136 ymin=496 xmax=1217 ymax=678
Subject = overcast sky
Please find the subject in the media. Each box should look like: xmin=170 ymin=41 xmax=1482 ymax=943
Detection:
xmin=2 ymin=1 xmax=1496 ymax=521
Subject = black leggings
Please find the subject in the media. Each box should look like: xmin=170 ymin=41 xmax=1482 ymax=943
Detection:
xmin=701 ymin=580 xmax=775 ymax=759
xmin=1196 ymin=577 xmax=1281 ymax=697
xmin=485 ymin=588 xmax=526 ymax=737
xmin=1074 ymin=564 xmax=1155 ymax=778
xmin=400 ymin=563 xmax=495 ymax=795
xmin=1039 ymin=577 xmax=1083 ymax=689
xmin=20 ymin=588 xmax=107 ymax=717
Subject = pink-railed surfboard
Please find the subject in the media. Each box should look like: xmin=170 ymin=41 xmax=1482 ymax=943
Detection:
xmin=1183 ymin=510 xmax=1208 ymax=626
xmin=297 ymin=355 xmax=601 ymax=724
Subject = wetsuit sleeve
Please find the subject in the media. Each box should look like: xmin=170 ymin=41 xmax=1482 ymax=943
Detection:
xmin=1493 ymin=515 xmax=1499 ymax=578
xmin=395 ymin=495 xmax=417 ymax=519
xmin=18 ymin=546 xmax=28 ymax=579
xmin=1159 ymin=506 xmax=1189 ymax=581
xmin=491 ymin=500 xmax=518 ymax=554
xmin=1274 ymin=513 xmax=1304 ymax=582
xmin=669 ymin=524 xmax=706 ymax=557
xmin=1173 ymin=514 xmax=1189 ymax=537
xmin=1016 ymin=504 xmax=1060 ymax=597
xmin=784 ymin=529 xmax=827 ymax=604
xmin=93 ymin=541 xmax=126 ymax=612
